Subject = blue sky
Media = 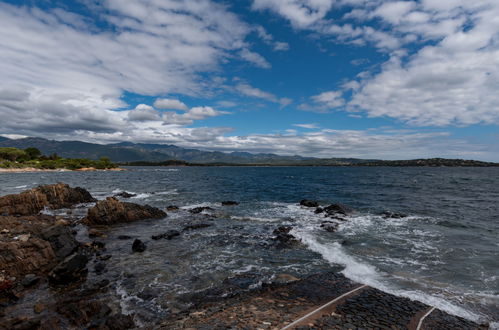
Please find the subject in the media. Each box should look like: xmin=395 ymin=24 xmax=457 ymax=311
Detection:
xmin=0 ymin=0 xmax=498 ymax=160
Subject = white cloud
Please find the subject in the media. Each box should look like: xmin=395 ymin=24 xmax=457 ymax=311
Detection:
xmin=294 ymin=123 xmax=319 ymax=129
xmin=0 ymin=1 xmax=265 ymax=137
xmin=239 ymin=48 xmax=271 ymax=69
xmin=256 ymin=26 xmax=290 ymax=51
xmin=163 ymin=106 xmax=229 ymax=125
xmin=154 ymin=98 xmax=188 ymax=111
xmin=252 ymin=0 xmax=334 ymax=28
xmin=235 ymin=83 xmax=293 ymax=107
xmin=128 ymin=104 xmax=161 ymax=121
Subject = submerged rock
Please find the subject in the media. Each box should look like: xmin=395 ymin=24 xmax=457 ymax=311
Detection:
xmin=21 ymin=274 xmax=40 ymax=287
xmin=300 ymin=199 xmax=319 ymax=207
xmin=324 ymin=203 xmax=353 ymax=216
xmin=189 ymin=206 xmax=214 ymax=214
xmin=273 ymin=226 xmax=299 ymax=246
xmin=381 ymin=211 xmax=407 ymax=219
xmin=132 ymin=239 xmax=146 ymax=253
xmin=320 ymin=221 xmax=339 ymax=232
xmin=152 ymin=230 xmax=181 ymax=240
xmin=221 ymin=201 xmax=239 ymax=206
xmin=83 ymin=197 xmax=166 ymax=225
xmin=114 ymin=191 xmax=136 ymax=198
xmin=183 ymin=223 xmax=212 ymax=231
xmin=166 ymin=205 xmax=179 ymax=211
xmin=0 ymin=183 xmax=96 ymax=216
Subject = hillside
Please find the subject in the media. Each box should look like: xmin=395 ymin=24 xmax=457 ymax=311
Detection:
xmin=0 ymin=137 xmax=369 ymax=164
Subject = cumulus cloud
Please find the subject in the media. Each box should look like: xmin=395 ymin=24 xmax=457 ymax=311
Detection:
xmin=267 ymin=0 xmax=499 ymax=126
xmin=0 ymin=1 xmax=264 ymax=138
xmin=128 ymin=104 xmax=161 ymax=121
xmin=153 ymin=99 xmax=188 ymax=111
xmin=294 ymin=123 xmax=319 ymax=129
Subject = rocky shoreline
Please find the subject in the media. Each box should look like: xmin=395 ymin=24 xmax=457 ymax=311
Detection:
xmin=0 ymin=167 xmax=125 ymax=173
xmin=0 ymin=184 xmax=490 ymax=329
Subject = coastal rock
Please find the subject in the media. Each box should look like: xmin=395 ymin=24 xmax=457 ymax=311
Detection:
xmin=315 ymin=207 xmax=324 ymax=214
xmin=272 ymin=273 xmax=300 ymax=285
xmin=105 ymin=314 xmax=135 ymax=329
xmin=381 ymin=211 xmax=407 ymax=219
xmin=152 ymin=230 xmax=180 ymax=240
xmin=166 ymin=205 xmax=179 ymax=211
xmin=83 ymin=197 xmax=166 ymax=225
xmin=320 ymin=221 xmax=339 ymax=232
xmin=273 ymin=226 xmax=299 ymax=246
xmin=189 ymin=206 xmax=214 ymax=214
xmin=21 ymin=274 xmax=40 ymax=287
xmin=0 ymin=238 xmax=56 ymax=280
xmin=48 ymin=252 xmax=89 ymax=285
xmin=41 ymin=225 xmax=79 ymax=261
xmin=300 ymin=200 xmax=319 ymax=207
xmin=183 ymin=223 xmax=212 ymax=231
xmin=221 ymin=201 xmax=239 ymax=206
xmin=88 ymin=228 xmax=106 ymax=238
xmin=114 ymin=191 xmax=136 ymax=198
xmin=324 ymin=203 xmax=353 ymax=216
xmin=132 ymin=239 xmax=146 ymax=253
xmin=0 ymin=183 xmax=96 ymax=216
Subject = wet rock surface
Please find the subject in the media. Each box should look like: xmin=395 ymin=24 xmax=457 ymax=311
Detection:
xmin=152 ymin=230 xmax=181 ymax=240
xmin=273 ymin=225 xmax=300 ymax=247
xmin=83 ymin=197 xmax=166 ymax=225
xmin=188 ymin=206 xmax=214 ymax=214
xmin=221 ymin=201 xmax=239 ymax=206
xmin=324 ymin=203 xmax=353 ymax=216
xmin=300 ymin=199 xmax=319 ymax=207
xmin=131 ymin=238 xmax=146 ymax=252
xmin=0 ymin=183 xmax=95 ymax=216
xmin=162 ymin=272 xmax=487 ymax=330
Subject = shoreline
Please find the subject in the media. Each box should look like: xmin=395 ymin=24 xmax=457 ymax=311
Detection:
xmin=0 ymin=167 xmax=125 ymax=173
xmin=0 ymin=183 xmax=492 ymax=329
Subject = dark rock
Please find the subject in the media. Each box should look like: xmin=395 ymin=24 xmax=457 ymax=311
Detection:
xmin=94 ymin=262 xmax=106 ymax=275
xmin=315 ymin=207 xmax=324 ymax=214
xmin=321 ymin=221 xmax=339 ymax=232
xmin=105 ymin=313 xmax=135 ymax=330
xmin=88 ymin=228 xmax=106 ymax=238
xmin=381 ymin=211 xmax=407 ymax=219
xmin=221 ymin=201 xmax=239 ymax=206
xmin=137 ymin=287 xmax=158 ymax=300
xmin=83 ymin=197 xmax=166 ymax=225
xmin=41 ymin=225 xmax=79 ymax=261
xmin=166 ymin=205 xmax=179 ymax=211
xmin=324 ymin=203 xmax=353 ymax=216
xmin=114 ymin=191 xmax=136 ymax=198
xmin=91 ymin=241 xmax=105 ymax=250
xmin=189 ymin=206 xmax=214 ymax=214
xmin=49 ymin=252 xmax=89 ymax=285
xmin=132 ymin=239 xmax=146 ymax=253
xmin=273 ymin=226 xmax=299 ymax=246
xmin=117 ymin=235 xmax=132 ymax=240
xmin=0 ymin=183 xmax=96 ymax=216
xmin=98 ymin=254 xmax=112 ymax=261
xmin=21 ymin=274 xmax=40 ymax=287
xmin=151 ymin=230 xmax=181 ymax=240
xmin=183 ymin=223 xmax=212 ymax=231
xmin=300 ymin=200 xmax=319 ymax=207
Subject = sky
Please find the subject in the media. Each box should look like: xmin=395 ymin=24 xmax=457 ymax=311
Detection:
xmin=0 ymin=0 xmax=498 ymax=161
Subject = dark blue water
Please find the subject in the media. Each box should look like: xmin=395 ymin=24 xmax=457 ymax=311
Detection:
xmin=1 ymin=167 xmax=498 ymax=326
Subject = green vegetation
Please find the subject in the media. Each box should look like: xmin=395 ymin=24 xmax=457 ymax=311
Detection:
xmin=0 ymin=147 xmax=118 ymax=170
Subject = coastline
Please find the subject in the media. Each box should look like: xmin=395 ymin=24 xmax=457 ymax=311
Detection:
xmin=0 ymin=167 xmax=125 ymax=173
xmin=0 ymin=183 xmax=492 ymax=329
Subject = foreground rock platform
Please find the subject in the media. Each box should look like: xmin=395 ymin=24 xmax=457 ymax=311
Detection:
xmin=162 ymin=272 xmax=487 ymax=330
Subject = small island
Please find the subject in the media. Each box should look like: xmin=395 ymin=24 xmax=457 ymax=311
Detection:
xmin=0 ymin=147 xmax=119 ymax=172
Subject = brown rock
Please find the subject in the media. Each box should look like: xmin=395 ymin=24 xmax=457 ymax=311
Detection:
xmin=83 ymin=197 xmax=166 ymax=226
xmin=34 ymin=303 xmax=45 ymax=314
xmin=0 ymin=238 xmax=56 ymax=280
xmin=0 ymin=183 xmax=96 ymax=216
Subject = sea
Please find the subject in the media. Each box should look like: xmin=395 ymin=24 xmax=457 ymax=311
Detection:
xmin=1 ymin=166 xmax=498 ymax=327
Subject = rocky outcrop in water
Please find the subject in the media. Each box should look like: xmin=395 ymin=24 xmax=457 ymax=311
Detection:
xmin=0 ymin=183 xmax=95 ymax=216
xmin=132 ymin=239 xmax=146 ymax=252
xmin=324 ymin=203 xmax=353 ymax=216
xmin=83 ymin=197 xmax=166 ymax=225
xmin=300 ymin=199 xmax=319 ymax=207
xmin=189 ymin=206 xmax=213 ymax=214
xmin=221 ymin=201 xmax=239 ymax=206
xmin=152 ymin=230 xmax=180 ymax=240
xmin=273 ymin=226 xmax=300 ymax=247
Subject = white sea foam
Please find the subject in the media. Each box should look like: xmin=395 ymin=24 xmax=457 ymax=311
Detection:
xmin=155 ymin=189 xmax=178 ymax=195
xmin=131 ymin=193 xmax=151 ymax=199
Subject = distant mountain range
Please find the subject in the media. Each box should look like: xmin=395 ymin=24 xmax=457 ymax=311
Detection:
xmin=1 ymin=136 xmax=497 ymax=166
xmin=0 ymin=136 xmax=370 ymax=165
